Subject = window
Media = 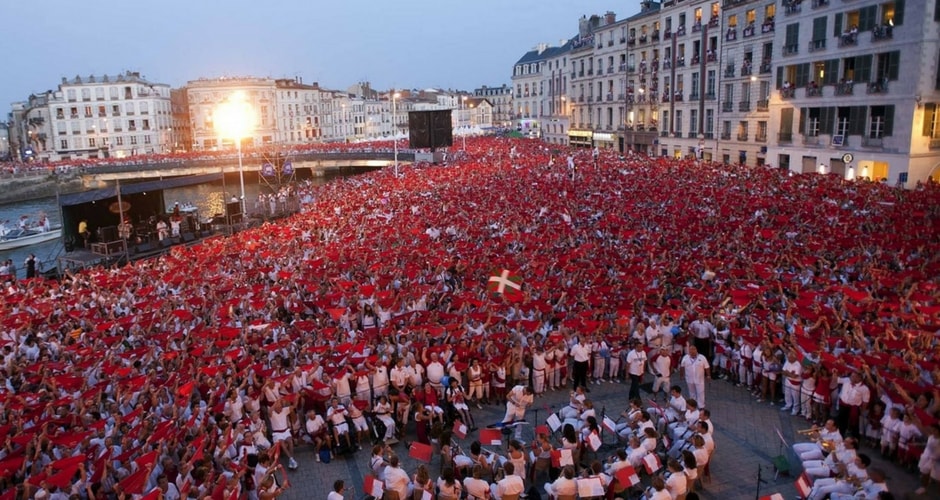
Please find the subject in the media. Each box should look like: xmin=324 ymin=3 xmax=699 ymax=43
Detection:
xmin=675 ymin=110 xmax=683 ymax=134
xmin=746 ymin=9 xmax=756 ymax=24
xmin=757 ymin=121 xmax=767 ymax=141
xmin=784 ymin=24 xmax=800 ymax=54
xmin=690 ymin=109 xmax=698 ymax=134
xmin=130 ymin=136 xmax=138 ymax=145
xmin=88 ymin=138 xmax=96 ymax=148
xmin=729 ymin=15 xmax=738 ymax=27
xmin=706 ymin=70 xmax=716 ymax=96
xmin=812 ymin=16 xmax=827 ymax=43
xmin=84 ymin=106 xmax=93 ymax=118
xmin=116 ymin=136 xmax=124 ymax=146
xmin=869 ymin=105 xmax=893 ymax=138
xmin=706 ymin=109 xmax=714 ymax=135
xmin=875 ymin=51 xmax=901 ymax=81
xmin=923 ymin=103 xmax=940 ymax=138
xmin=95 ymin=88 xmax=104 ymax=100
xmin=60 ymin=139 xmax=68 ymax=149
xmin=110 ymin=87 xmax=119 ymax=100
xmin=81 ymin=88 xmax=91 ymax=101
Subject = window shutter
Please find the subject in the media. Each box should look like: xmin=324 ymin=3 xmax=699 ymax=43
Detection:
xmin=856 ymin=55 xmax=872 ymax=83
xmin=813 ymin=17 xmax=827 ymax=42
xmin=924 ymin=103 xmax=937 ymax=136
xmin=833 ymin=13 xmax=843 ymax=37
xmin=887 ymin=51 xmax=900 ymax=81
xmin=824 ymin=60 xmax=839 ymax=86
xmin=777 ymin=66 xmax=784 ymax=89
xmin=798 ymin=107 xmax=806 ymax=135
xmin=859 ymin=6 xmax=877 ymax=31
xmin=849 ymin=106 xmax=866 ymax=136
xmin=895 ymin=0 xmax=904 ymax=26
xmin=884 ymin=105 xmax=894 ymax=136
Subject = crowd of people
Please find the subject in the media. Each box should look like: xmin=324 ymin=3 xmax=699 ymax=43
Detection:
xmin=0 ymin=136 xmax=938 ymax=500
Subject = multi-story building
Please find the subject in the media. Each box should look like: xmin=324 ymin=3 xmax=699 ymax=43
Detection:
xmin=588 ymin=12 xmax=630 ymax=150
xmin=0 ymin=122 xmax=10 ymax=160
xmin=654 ymin=0 xmax=723 ymax=159
xmin=513 ymin=42 xmax=566 ymax=138
xmin=187 ymin=77 xmax=278 ymax=150
xmin=623 ymin=1 xmax=663 ymax=154
xmin=274 ymin=78 xmax=329 ymax=144
xmin=542 ymin=42 xmax=573 ymax=146
xmin=464 ymin=97 xmax=494 ymax=128
xmin=767 ymin=0 xmax=939 ymax=183
xmin=169 ymin=88 xmax=192 ymax=153
xmin=473 ymin=85 xmax=513 ymax=128
xmin=9 ymin=93 xmax=53 ymax=161
xmin=716 ymin=0 xmax=776 ymax=165
xmin=569 ymin=16 xmax=601 ymax=147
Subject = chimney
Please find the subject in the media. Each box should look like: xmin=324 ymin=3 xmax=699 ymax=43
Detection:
xmin=605 ymin=11 xmax=616 ymax=25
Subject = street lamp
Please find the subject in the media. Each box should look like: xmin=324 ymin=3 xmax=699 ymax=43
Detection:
xmin=392 ymin=92 xmax=401 ymax=177
xmin=216 ymin=91 xmax=254 ymax=219
xmin=461 ymin=96 xmax=468 ymax=150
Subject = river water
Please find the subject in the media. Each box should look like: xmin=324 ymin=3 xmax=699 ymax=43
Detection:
xmin=0 ymin=167 xmax=370 ymax=278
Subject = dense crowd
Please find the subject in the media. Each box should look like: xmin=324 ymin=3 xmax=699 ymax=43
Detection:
xmin=0 ymin=137 xmax=938 ymax=500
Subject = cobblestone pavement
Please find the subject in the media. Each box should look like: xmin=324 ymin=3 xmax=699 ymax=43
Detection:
xmin=278 ymin=376 xmax=925 ymax=500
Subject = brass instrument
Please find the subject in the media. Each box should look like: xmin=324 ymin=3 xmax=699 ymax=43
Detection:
xmin=820 ymin=440 xmax=836 ymax=453
xmin=797 ymin=427 xmax=820 ymax=435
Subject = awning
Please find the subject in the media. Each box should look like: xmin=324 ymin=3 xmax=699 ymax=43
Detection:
xmin=59 ymin=173 xmax=223 ymax=207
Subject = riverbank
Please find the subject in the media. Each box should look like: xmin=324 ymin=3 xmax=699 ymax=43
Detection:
xmin=0 ymin=173 xmax=86 ymax=205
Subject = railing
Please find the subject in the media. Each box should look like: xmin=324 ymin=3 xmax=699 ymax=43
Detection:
xmin=760 ymin=61 xmax=772 ymax=74
xmin=755 ymin=133 xmax=767 ymax=142
xmin=620 ymin=37 xmax=626 ymax=44
xmin=662 ymin=94 xmax=671 ymax=103
xmin=725 ymin=29 xmax=738 ymax=41
xmin=676 ymin=58 xmax=686 ymax=68
xmin=835 ymin=82 xmax=854 ymax=95
xmin=705 ymin=92 xmax=717 ymax=101
xmin=722 ymin=101 xmax=734 ymax=112
xmin=739 ymin=101 xmax=751 ymax=112
xmin=781 ymin=87 xmax=796 ymax=99
xmin=692 ymin=22 xmax=703 ymax=33
xmin=661 ymin=131 xmax=670 ymax=137
xmin=578 ymin=96 xmax=585 ymax=102
xmin=803 ymin=135 xmax=820 ymax=145
xmin=809 ymin=39 xmax=827 ymax=52
xmin=663 ymin=60 xmax=672 ymax=69
xmin=587 ymin=96 xmax=594 ymax=102
xmin=709 ymin=17 xmax=719 ymax=28
xmin=862 ymin=136 xmax=883 ymax=148
xmin=756 ymin=99 xmax=769 ymax=111
xmin=691 ymin=55 xmax=700 ymax=65
xmin=606 ymin=93 xmax=614 ymax=102
xmin=743 ymin=25 xmax=756 ymax=38
xmin=737 ymin=133 xmax=749 ymax=141
xmin=688 ymin=131 xmax=699 ymax=138
xmin=664 ymin=29 xmax=672 ymax=39
xmin=619 ymin=64 xmax=627 ymax=72
xmin=721 ymin=132 xmax=732 ymax=140
xmin=762 ymin=21 xmax=775 ymax=33
xmin=707 ymin=52 xmax=718 ymax=63
xmin=872 ymin=25 xmax=893 ymax=41
xmin=778 ymin=132 xmax=793 ymax=142
xmin=805 ymin=85 xmax=823 ymax=97
xmin=639 ymin=35 xmax=648 ymax=44
xmin=785 ymin=3 xmax=802 ymax=15
xmin=704 ymin=132 xmax=715 ymax=139
xmin=607 ymin=67 xmax=614 ymax=74
xmin=676 ymin=26 xmax=686 ymax=36
xmin=652 ymin=30 xmax=660 ymax=42
xmin=839 ymin=33 xmax=858 ymax=47
xmin=741 ymin=65 xmax=753 ymax=76
xmin=867 ymin=79 xmax=889 ymax=94
xmin=724 ymin=67 xmax=735 ymax=78
xmin=628 ymin=37 xmax=636 ymax=46
xmin=674 ymin=92 xmax=684 ymax=101
xmin=628 ymin=65 xmax=636 ymax=73
xmin=929 ymin=138 xmax=940 ymax=149
xmin=689 ymin=92 xmax=701 ymax=100
xmin=587 ymin=69 xmax=593 ymax=75
xmin=812 ymin=0 xmax=830 ymax=8
xmin=783 ymin=44 xmax=799 ymax=56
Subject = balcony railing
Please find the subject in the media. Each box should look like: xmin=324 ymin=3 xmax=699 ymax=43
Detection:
xmin=783 ymin=44 xmax=799 ymax=56
xmin=628 ymin=37 xmax=636 ymax=46
xmin=808 ymin=39 xmax=827 ymax=52
xmin=691 ymin=55 xmax=700 ymax=65
xmin=835 ymin=82 xmax=854 ymax=96
xmin=839 ymin=33 xmax=858 ymax=47
xmin=737 ymin=133 xmax=749 ymax=141
xmin=663 ymin=29 xmax=672 ymax=39
xmin=756 ymin=99 xmax=769 ymax=111
xmin=785 ymin=3 xmax=802 ymax=15
xmin=707 ymin=52 xmax=717 ymax=63
xmin=778 ymin=132 xmax=793 ymax=142
xmin=689 ymin=92 xmax=701 ymax=100
xmin=663 ymin=60 xmax=672 ymax=69
xmin=705 ymin=92 xmax=717 ymax=101
xmin=862 ymin=136 xmax=883 ymax=148
xmin=812 ymin=0 xmax=830 ymax=8
xmin=781 ymin=87 xmax=796 ymax=99
xmin=676 ymin=58 xmax=686 ymax=68
xmin=755 ymin=133 xmax=767 ymax=142
xmin=722 ymin=101 xmax=733 ymax=112
xmin=725 ymin=29 xmax=737 ymax=42
xmin=739 ymin=101 xmax=751 ymax=112
xmin=867 ymin=79 xmax=889 ymax=94
xmin=639 ymin=35 xmax=648 ymax=44
xmin=652 ymin=30 xmax=660 ymax=42
xmin=762 ymin=21 xmax=775 ymax=33
xmin=709 ymin=17 xmax=719 ymax=28
xmin=676 ymin=26 xmax=686 ymax=36
xmin=743 ymin=25 xmax=756 ymax=38
xmin=805 ymin=85 xmax=823 ymax=97
xmin=741 ymin=65 xmax=753 ymax=76
xmin=872 ymin=25 xmax=893 ymax=41
xmin=724 ymin=67 xmax=735 ymax=78
xmin=721 ymin=132 xmax=731 ymax=140
xmin=606 ymin=93 xmax=614 ymax=102
xmin=692 ymin=22 xmax=702 ymax=33
xmin=803 ymin=135 xmax=820 ymax=145
xmin=760 ymin=61 xmax=772 ymax=74
xmin=662 ymin=94 xmax=671 ymax=103
xmin=704 ymin=132 xmax=715 ymax=139
xmin=661 ymin=131 xmax=670 ymax=137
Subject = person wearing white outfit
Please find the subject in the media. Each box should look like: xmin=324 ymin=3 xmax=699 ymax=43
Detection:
xmin=679 ymin=345 xmax=710 ymax=408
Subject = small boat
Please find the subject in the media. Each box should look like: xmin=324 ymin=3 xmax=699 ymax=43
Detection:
xmin=0 ymin=227 xmax=62 ymax=251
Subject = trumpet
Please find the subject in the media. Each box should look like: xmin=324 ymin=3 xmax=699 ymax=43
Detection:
xmin=796 ymin=427 xmax=820 ymax=435
xmin=820 ymin=440 xmax=836 ymax=453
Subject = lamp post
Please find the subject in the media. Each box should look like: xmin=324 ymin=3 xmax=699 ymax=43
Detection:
xmin=392 ymin=91 xmax=401 ymax=177
xmin=216 ymin=91 xmax=253 ymax=219
xmin=461 ymin=96 xmax=468 ymax=150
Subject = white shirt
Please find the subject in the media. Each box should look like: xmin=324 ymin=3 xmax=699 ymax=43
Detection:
xmin=680 ymin=354 xmax=709 ymax=383
xmin=626 ymin=349 xmax=647 ymax=376
xmin=837 ymin=378 xmax=870 ymax=406
xmin=571 ymin=343 xmax=591 ymax=363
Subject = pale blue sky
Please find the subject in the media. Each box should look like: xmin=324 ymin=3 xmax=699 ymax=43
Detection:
xmin=0 ymin=0 xmax=642 ymax=108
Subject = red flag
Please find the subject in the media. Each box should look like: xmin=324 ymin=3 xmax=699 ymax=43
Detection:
xmin=117 ymin=465 xmax=150 ymax=495
xmin=487 ymin=269 xmax=523 ymax=301
xmin=140 ymin=488 xmax=162 ymax=500
xmin=642 ymin=452 xmax=662 ymax=474
xmin=614 ymin=465 xmax=641 ymax=488
xmin=452 ymin=421 xmax=468 ymax=439
xmin=45 ymin=463 xmax=81 ymax=489
xmin=408 ymin=441 xmax=433 ymax=463
xmin=794 ymin=473 xmax=812 ymax=499
xmin=364 ymin=475 xmax=385 ymax=498
xmin=480 ymin=428 xmax=502 ymax=446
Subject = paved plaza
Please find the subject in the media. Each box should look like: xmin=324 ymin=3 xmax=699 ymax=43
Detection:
xmin=277 ymin=376 xmax=924 ymax=500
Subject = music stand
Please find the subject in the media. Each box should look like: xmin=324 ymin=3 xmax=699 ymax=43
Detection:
xmin=772 ymin=427 xmax=792 ymax=480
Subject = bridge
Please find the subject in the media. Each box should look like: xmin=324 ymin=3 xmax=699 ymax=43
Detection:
xmin=81 ymin=151 xmax=417 ymax=183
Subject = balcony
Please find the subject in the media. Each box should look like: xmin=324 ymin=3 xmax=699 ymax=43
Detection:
xmin=785 ymin=3 xmax=802 ymax=16
xmin=808 ymin=39 xmax=826 ymax=52
xmin=741 ymin=64 xmax=753 ymax=76
xmin=689 ymin=92 xmax=701 ymax=100
xmin=721 ymin=132 xmax=732 ymax=140
xmin=929 ymin=138 xmax=940 ymax=149
xmin=835 ymin=82 xmax=854 ymax=96
xmin=812 ymin=0 xmax=829 ymax=8
xmin=762 ymin=21 xmax=775 ymax=33
xmin=652 ymin=60 xmax=659 ymax=70
xmin=692 ymin=22 xmax=703 ymax=33
xmin=587 ymin=69 xmax=594 ymax=76
xmin=628 ymin=37 xmax=636 ymax=46
xmin=587 ymin=96 xmax=594 ymax=102
xmin=755 ymin=133 xmax=767 ymax=142
xmin=783 ymin=44 xmax=799 ymax=56
xmin=872 ymin=25 xmax=893 ymax=41
xmin=778 ymin=132 xmax=793 ymax=142
xmin=867 ymin=79 xmax=889 ymax=94
xmin=737 ymin=133 xmax=749 ymax=141
xmin=639 ymin=35 xmax=648 ymax=44
xmin=606 ymin=93 xmax=614 ymax=102
xmin=620 ymin=37 xmax=626 ymax=44
xmin=739 ymin=101 xmax=751 ymax=112
xmin=663 ymin=60 xmax=672 ymax=70
xmin=676 ymin=57 xmax=686 ymax=68
xmin=691 ymin=55 xmax=700 ymax=65
xmin=676 ymin=26 xmax=686 ymax=36
xmin=803 ymin=135 xmax=820 ymax=146
xmin=674 ymin=92 xmax=684 ymax=102
xmin=743 ymin=25 xmax=756 ymax=38
xmin=805 ymin=85 xmax=823 ymax=97
xmin=578 ymin=96 xmax=585 ymax=102
xmin=651 ymin=30 xmax=660 ymax=42
xmin=628 ymin=64 xmax=637 ymax=73
xmin=781 ymin=87 xmax=796 ymax=99
xmin=756 ymin=99 xmax=769 ymax=111
xmin=705 ymin=92 xmax=717 ymax=101
xmin=663 ymin=29 xmax=673 ymax=39
xmin=725 ymin=29 xmax=738 ymax=42
xmin=570 ymin=71 xmax=576 ymax=79
xmin=661 ymin=131 xmax=670 ymax=137
xmin=607 ymin=67 xmax=614 ymax=74
xmin=862 ymin=136 xmax=883 ymax=148
xmin=704 ymin=132 xmax=714 ymax=139
xmin=662 ymin=94 xmax=672 ymax=103
xmin=607 ymin=40 xmax=614 ymax=47
xmin=839 ymin=32 xmax=858 ymax=47
xmin=760 ymin=61 xmax=772 ymax=74
xmin=709 ymin=17 xmax=719 ymax=28
xmin=707 ymin=52 xmax=717 ymax=63
xmin=724 ymin=66 xmax=735 ymax=78
xmin=688 ymin=131 xmax=699 ymax=138
xmin=722 ymin=101 xmax=733 ymax=112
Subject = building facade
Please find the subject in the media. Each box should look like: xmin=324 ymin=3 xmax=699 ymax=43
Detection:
xmin=623 ymin=2 xmax=663 ymax=154
xmin=473 ymin=85 xmax=513 ymax=128
xmin=767 ymin=0 xmax=940 ymax=183
xmin=274 ymin=78 xmax=329 ymax=144
xmin=186 ymin=77 xmax=278 ymax=150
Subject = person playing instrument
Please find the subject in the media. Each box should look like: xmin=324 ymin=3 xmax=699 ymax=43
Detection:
xmin=793 ymin=419 xmax=844 ymax=461
xmin=502 ymin=385 xmax=534 ymax=424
